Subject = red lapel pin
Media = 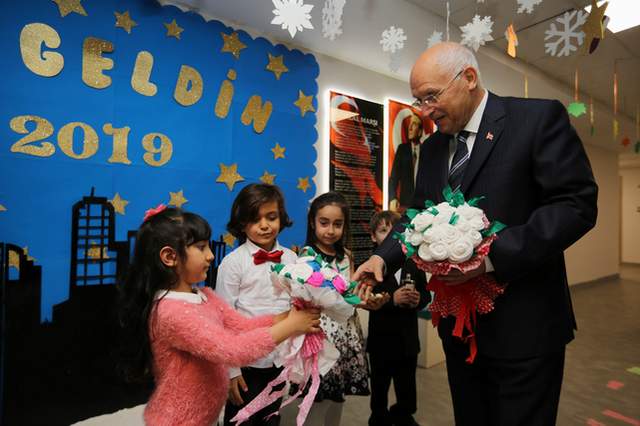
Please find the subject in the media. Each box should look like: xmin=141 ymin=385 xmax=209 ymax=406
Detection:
xmin=486 ymin=132 xmax=494 ymax=141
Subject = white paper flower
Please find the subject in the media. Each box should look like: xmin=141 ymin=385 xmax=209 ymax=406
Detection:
xmin=428 ymin=242 xmax=449 ymax=261
xmin=441 ymin=223 xmax=462 ymax=246
xmin=454 ymin=216 xmax=472 ymax=233
xmin=467 ymin=216 xmax=486 ymax=231
xmin=412 ymin=212 xmax=435 ymax=232
xmin=321 ymin=267 xmax=338 ymax=280
xmin=408 ymin=229 xmax=424 ymax=246
xmin=281 ymin=262 xmax=313 ymax=281
xmin=449 ymin=238 xmax=474 ymax=263
xmin=418 ymin=243 xmax=434 ymax=261
xmin=457 ymin=203 xmax=484 ymax=220
xmin=467 ymin=230 xmax=483 ymax=247
xmin=423 ymin=225 xmax=445 ymax=244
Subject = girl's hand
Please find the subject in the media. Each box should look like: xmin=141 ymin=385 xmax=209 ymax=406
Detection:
xmin=287 ymin=306 xmax=321 ymax=334
xmin=270 ymin=307 xmax=320 ymax=343
xmin=355 ymin=283 xmax=373 ymax=303
xmin=273 ymin=311 xmax=288 ymax=324
xmin=228 ymin=375 xmax=248 ymax=406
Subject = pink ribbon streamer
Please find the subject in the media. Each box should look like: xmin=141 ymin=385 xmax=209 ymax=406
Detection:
xmin=231 ymin=299 xmax=325 ymax=425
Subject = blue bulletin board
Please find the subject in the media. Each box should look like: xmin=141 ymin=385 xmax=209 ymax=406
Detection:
xmin=0 ymin=0 xmax=319 ymax=321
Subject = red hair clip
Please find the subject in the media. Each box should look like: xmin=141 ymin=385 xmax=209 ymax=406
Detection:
xmin=143 ymin=204 xmax=167 ymax=222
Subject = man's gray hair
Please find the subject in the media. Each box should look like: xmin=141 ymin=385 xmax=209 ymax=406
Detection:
xmin=433 ymin=43 xmax=482 ymax=84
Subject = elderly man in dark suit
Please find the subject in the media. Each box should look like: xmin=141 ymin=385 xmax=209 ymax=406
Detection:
xmin=354 ymin=42 xmax=598 ymax=426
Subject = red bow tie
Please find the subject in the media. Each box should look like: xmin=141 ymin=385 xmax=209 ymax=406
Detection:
xmin=253 ymin=249 xmax=283 ymax=265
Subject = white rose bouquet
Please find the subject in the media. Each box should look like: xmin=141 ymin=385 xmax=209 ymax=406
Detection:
xmin=232 ymin=247 xmax=361 ymax=426
xmin=395 ymin=186 xmax=506 ymax=363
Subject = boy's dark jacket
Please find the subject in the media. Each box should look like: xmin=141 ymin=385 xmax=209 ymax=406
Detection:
xmin=366 ymin=259 xmax=430 ymax=357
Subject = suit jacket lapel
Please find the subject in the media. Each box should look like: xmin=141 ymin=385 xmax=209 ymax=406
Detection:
xmin=461 ymin=92 xmax=506 ymax=194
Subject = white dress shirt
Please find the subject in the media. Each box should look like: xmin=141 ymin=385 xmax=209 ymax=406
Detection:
xmin=447 ymin=89 xmax=489 ymax=169
xmin=446 ymin=89 xmax=494 ymax=272
xmin=215 ymin=238 xmax=296 ymax=377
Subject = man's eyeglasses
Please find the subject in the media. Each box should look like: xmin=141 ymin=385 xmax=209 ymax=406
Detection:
xmin=412 ymin=68 xmax=465 ymax=109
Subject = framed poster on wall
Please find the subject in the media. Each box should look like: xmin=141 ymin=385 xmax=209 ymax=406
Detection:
xmin=387 ymin=100 xmax=435 ymax=214
xmin=329 ymin=91 xmax=383 ymax=267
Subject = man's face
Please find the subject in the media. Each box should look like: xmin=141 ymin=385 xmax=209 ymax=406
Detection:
xmin=411 ymin=61 xmax=475 ymax=135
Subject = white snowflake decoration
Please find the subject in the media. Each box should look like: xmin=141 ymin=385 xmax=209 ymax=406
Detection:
xmin=388 ymin=51 xmax=402 ymax=72
xmin=459 ymin=15 xmax=494 ymax=52
xmin=427 ymin=30 xmax=443 ymax=48
xmin=544 ymin=10 xmax=587 ymax=57
xmin=271 ymin=0 xmax=314 ymax=38
xmin=517 ymin=0 xmax=543 ymax=14
xmin=322 ymin=0 xmax=346 ymax=40
xmin=380 ymin=26 xmax=407 ymax=53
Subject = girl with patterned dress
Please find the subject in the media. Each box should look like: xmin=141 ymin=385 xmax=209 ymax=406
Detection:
xmin=298 ymin=192 xmax=386 ymax=426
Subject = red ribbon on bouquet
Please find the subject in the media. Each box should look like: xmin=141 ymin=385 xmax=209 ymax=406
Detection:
xmin=231 ymin=299 xmax=324 ymax=426
xmin=410 ymin=235 xmax=506 ymax=364
xmin=427 ymin=274 xmax=505 ymax=363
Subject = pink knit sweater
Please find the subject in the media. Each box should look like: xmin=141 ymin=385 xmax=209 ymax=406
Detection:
xmin=144 ymin=287 xmax=276 ymax=426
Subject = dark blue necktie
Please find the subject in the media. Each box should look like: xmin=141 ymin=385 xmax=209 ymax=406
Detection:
xmin=448 ymin=131 xmax=470 ymax=191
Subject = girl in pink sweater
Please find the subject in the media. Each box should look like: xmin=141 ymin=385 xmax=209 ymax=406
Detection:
xmin=118 ymin=206 xmax=320 ymax=426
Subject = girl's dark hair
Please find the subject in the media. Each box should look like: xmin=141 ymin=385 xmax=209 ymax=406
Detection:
xmin=305 ymin=191 xmax=351 ymax=260
xmin=226 ymin=183 xmax=292 ymax=243
xmin=117 ymin=207 xmax=211 ymax=383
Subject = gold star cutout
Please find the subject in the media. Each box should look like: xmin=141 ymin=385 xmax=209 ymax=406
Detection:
xmin=164 ymin=19 xmax=184 ymax=39
xmin=52 ymin=0 xmax=87 ymax=17
xmin=223 ymin=232 xmax=237 ymax=248
xmin=260 ymin=171 xmax=276 ymax=185
xmin=294 ymin=90 xmax=315 ymax=117
xmin=115 ymin=11 xmax=137 ymax=34
xmin=0 ymin=204 xmax=6 ymax=212
xmin=221 ymin=32 xmax=247 ymax=59
xmin=271 ymin=143 xmax=286 ymax=160
xmin=87 ymin=241 xmax=109 ymax=260
xmin=109 ymin=193 xmax=129 ymax=215
xmin=266 ymin=54 xmax=289 ymax=80
xmin=169 ymin=190 xmax=188 ymax=208
xmin=297 ymin=177 xmax=311 ymax=193
xmin=582 ymin=0 xmax=608 ymax=50
xmin=23 ymin=246 xmax=36 ymax=262
xmin=9 ymin=251 xmax=20 ymax=271
xmin=216 ymin=163 xmax=244 ymax=191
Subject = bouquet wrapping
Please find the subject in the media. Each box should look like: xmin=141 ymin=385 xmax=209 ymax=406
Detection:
xmin=395 ymin=187 xmax=506 ymax=363
xmin=231 ymin=247 xmax=361 ymax=425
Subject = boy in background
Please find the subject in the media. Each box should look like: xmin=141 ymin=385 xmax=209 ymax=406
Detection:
xmin=367 ymin=211 xmax=430 ymax=426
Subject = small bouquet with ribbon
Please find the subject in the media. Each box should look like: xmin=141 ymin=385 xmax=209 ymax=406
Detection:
xmin=231 ymin=247 xmax=361 ymax=425
xmin=395 ymin=186 xmax=506 ymax=363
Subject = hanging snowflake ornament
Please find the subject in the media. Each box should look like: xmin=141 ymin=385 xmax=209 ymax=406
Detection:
xmin=544 ymin=10 xmax=587 ymax=57
xmin=271 ymin=0 xmax=314 ymax=38
xmin=322 ymin=0 xmax=346 ymax=40
xmin=459 ymin=15 xmax=494 ymax=52
xmin=427 ymin=30 xmax=443 ymax=48
xmin=517 ymin=0 xmax=543 ymax=14
xmin=380 ymin=26 xmax=407 ymax=53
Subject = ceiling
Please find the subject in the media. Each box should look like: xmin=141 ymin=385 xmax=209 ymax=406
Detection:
xmin=409 ymin=0 xmax=640 ymax=121
xmin=168 ymin=0 xmax=639 ymax=124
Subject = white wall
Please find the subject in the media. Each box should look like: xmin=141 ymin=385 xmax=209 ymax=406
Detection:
xmin=620 ymin=154 xmax=640 ymax=264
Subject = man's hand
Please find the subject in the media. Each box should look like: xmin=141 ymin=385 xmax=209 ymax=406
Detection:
xmin=353 ymin=255 xmax=385 ymax=286
xmin=228 ymin=375 xmax=248 ymax=406
xmin=434 ymin=262 xmax=486 ymax=286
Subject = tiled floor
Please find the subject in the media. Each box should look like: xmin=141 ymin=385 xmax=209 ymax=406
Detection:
xmin=340 ymin=268 xmax=640 ymax=426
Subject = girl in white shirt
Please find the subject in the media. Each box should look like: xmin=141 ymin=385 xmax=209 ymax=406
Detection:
xmin=216 ymin=183 xmax=297 ymax=426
